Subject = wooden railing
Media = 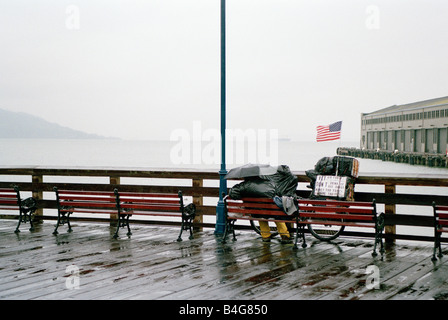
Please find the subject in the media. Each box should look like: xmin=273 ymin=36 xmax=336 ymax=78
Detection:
xmin=0 ymin=166 xmax=447 ymax=242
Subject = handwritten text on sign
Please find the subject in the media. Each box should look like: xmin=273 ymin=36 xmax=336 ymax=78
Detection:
xmin=314 ymin=175 xmax=347 ymax=198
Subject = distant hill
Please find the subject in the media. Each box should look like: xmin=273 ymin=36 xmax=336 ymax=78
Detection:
xmin=0 ymin=108 xmax=107 ymax=139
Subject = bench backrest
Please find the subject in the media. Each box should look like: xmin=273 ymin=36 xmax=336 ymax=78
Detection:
xmin=54 ymin=188 xmax=118 ymax=214
xmin=0 ymin=187 xmax=20 ymax=211
xmin=114 ymin=190 xmax=184 ymax=215
xmin=433 ymin=203 xmax=448 ymax=232
xmin=297 ymin=199 xmax=377 ymax=222
xmin=224 ymin=197 xmax=289 ymax=219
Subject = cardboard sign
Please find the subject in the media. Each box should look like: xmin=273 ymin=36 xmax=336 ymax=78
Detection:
xmin=314 ymin=175 xmax=347 ymax=198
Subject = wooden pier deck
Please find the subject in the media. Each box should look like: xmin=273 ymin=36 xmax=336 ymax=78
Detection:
xmin=1 ymin=220 xmax=448 ymax=301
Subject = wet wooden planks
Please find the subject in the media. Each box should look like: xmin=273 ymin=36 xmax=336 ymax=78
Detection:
xmin=1 ymin=220 xmax=448 ymax=300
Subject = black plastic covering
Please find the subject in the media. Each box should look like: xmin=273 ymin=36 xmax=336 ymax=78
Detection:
xmin=229 ymin=165 xmax=298 ymax=199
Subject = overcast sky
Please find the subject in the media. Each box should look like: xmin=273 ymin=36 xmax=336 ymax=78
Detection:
xmin=1 ymin=0 xmax=447 ymax=141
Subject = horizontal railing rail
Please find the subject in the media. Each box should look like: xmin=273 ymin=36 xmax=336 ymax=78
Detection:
xmin=0 ymin=166 xmax=447 ymax=242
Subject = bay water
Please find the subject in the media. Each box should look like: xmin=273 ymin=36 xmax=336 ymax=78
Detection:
xmin=1 ymin=138 xmax=447 ymax=173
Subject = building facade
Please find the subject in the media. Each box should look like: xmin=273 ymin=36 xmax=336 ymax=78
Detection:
xmin=361 ymin=96 xmax=448 ymax=154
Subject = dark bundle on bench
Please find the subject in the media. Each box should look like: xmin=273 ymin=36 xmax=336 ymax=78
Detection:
xmin=53 ymin=187 xmax=118 ymax=235
xmin=0 ymin=186 xmax=37 ymax=233
xmin=223 ymin=196 xmax=299 ymax=245
xmin=113 ymin=189 xmax=195 ymax=241
xmin=297 ymin=199 xmax=384 ymax=256
xmin=432 ymin=203 xmax=448 ymax=261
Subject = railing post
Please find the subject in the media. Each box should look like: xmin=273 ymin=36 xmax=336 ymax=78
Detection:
xmin=109 ymin=176 xmax=120 ymax=222
xmin=192 ymin=178 xmax=203 ymax=231
xmin=385 ymin=184 xmax=396 ymax=243
xmin=32 ymin=173 xmax=43 ymax=219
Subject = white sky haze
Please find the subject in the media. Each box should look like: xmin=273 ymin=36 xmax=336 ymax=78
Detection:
xmin=1 ymin=0 xmax=447 ymax=141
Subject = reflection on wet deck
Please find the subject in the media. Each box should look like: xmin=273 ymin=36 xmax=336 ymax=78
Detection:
xmin=1 ymin=220 xmax=447 ymax=300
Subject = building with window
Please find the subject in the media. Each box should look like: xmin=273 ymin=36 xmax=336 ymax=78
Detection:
xmin=361 ymin=96 xmax=448 ymax=154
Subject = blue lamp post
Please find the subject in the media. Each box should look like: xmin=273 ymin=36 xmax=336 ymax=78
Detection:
xmin=215 ymin=0 xmax=227 ymax=235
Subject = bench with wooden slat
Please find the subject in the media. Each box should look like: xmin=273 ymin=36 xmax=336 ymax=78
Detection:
xmin=432 ymin=203 xmax=448 ymax=261
xmin=53 ymin=187 xmax=119 ymax=235
xmin=223 ymin=196 xmax=300 ymax=246
xmin=297 ymin=198 xmax=385 ymax=256
xmin=0 ymin=186 xmax=37 ymax=233
xmin=53 ymin=187 xmax=196 ymax=241
xmin=113 ymin=189 xmax=195 ymax=241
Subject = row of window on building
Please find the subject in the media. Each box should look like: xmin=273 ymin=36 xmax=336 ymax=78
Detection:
xmin=362 ymin=126 xmax=448 ymax=154
xmin=363 ymin=108 xmax=448 ymax=125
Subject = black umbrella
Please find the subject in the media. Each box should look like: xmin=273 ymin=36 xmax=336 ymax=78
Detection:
xmin=224 ymin=163 xmax=278 ymax=179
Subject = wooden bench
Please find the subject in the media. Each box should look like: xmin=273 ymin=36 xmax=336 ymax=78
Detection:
xmin=222 ymin=196 xmax=300 ymax=246
xmin=432 ymin=203 xmax=448 ymax=261
xmin=0 ymin=186 xmax=37 ymax=233
xmin=297 ymin=198 xmax=385 ymax=256
xmin=53 ymin=187 xmax=119 ymax=235
xmin=113 ymin=189 xmax=195 ymax=241
xmin=53 ymin=187 xmax=196 ymax=241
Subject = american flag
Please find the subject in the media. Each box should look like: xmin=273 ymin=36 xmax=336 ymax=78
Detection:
xmin=316 ymin=121 xmax=342 ymax=142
